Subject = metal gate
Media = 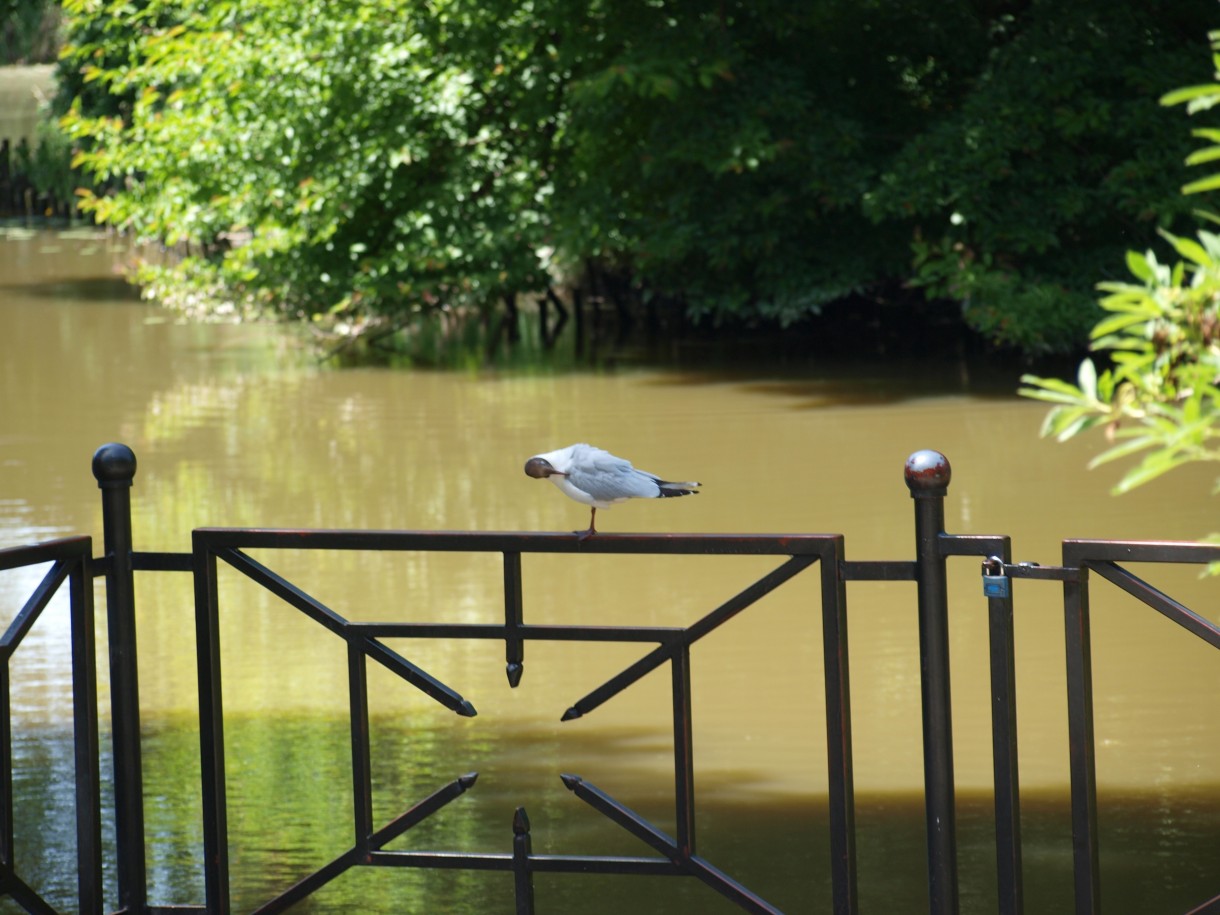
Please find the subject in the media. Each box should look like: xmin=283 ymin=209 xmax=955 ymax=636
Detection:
xmin=0 ymin=443 xmax=1217 ymax=914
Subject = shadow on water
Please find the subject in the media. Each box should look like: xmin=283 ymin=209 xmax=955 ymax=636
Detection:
xmin=636 ymin=360 xmax=1038 ymax=409
xmin=0 ymin=224 xmax=1070 ymax=395
xmin=0 ymin=276 xmax=140 ymax=301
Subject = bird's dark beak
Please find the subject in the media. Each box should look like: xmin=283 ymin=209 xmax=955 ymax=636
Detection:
xmin=524 ymin=457 xmax=554 ymax=479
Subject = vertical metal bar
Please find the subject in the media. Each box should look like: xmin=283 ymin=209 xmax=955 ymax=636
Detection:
xmin=672 ymin=643 xmax=696 ymax=858
xmin=69 ymin=550 xmax=103 ymax=913
xmin=985 ymin=547 xmax=1023 ymax=915
xmin=193 ymin=534 xmax=230 ymax=912
xmin=904 ymin=450 xmax=959 ymax=915
xmin=91 ymin=442 xmax=147 ymax=908
xmin=513 ymin=807 xmax=535 ymax=914
xmin=0 ymin=652 xmax=10 ymax=875
xmin=349 ymin=640 xmax=373 ymax=855
xmin=1062 ymin=555 xmax=1099 ymax=914
xmin=823 ymin=539 xmax=857 ymax=914
xmin=504 ymin=551 xmax=524 ymax=687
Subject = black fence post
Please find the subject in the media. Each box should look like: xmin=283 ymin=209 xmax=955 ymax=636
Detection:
xmin=513 ymin=807 xmax=535 ymax=914
xmin=69 ymin=544 xmax=105 ymax=914
xmin=92 ymin=442 xmax=148 ymax=910
xmin=821 ymin=535 xmax=857 ymax=914
xmin=1061 ymin=546 xmax=1100 ymax=914
xmin=904 ymin=450 xmax=959 ymax=915
xmin=193 ymin=531 xmax=230 ymax=912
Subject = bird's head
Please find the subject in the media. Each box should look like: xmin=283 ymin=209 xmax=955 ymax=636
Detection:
xmin=524 ymin=457 xmax=561 ymax=479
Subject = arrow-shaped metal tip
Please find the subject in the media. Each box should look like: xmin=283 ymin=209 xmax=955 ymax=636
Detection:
xmin=560 ymin=706 xmax=582 ymax=722
xmin=458 ymin=772 xmax=479 ymax=790
xmin=506 ymin=662 xmax=523 ymax=688
xmin=513 ymin=806 xmax=531 ymax=833
xmin=457 ymin=699 xmax=478 ymax=718
xmin=559 ymin=773 xmax=582 ymax=791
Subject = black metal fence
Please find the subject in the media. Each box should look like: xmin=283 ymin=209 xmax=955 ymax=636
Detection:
xmin=1 ymin=442 xmax=1218 ymax=914
xmin=0 ymin=535 xmax=100 ymax=911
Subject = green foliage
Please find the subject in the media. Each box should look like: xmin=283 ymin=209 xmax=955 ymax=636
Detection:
xmin=14 ymin=118 xmax=77 ymax=207
xmin=55 ymin=0 xmax=1219 ymax=355
xmin=60 ymin=0 xmax=553 ymax=331
xmin=547 ymin=1 xmax=927 ymax=323
xmin=869 ymin=0 xmax=1214 ymax=353
xmin=911 ymin=236 xmax=1100 ymax=356
xmin=1021 ymin=235 xmax=1220 ymax=494
xmin=1162 ymin=31 xmax=1220 ymax=199
xmin=1021 ymin=31 xmax=1220 ymax=508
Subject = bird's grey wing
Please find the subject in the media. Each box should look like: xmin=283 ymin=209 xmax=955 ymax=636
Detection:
xmin=567 ymin=451 xmax=660 ymax=501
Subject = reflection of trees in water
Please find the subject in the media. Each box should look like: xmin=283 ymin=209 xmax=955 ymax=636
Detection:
xmin=0 ymin=5 xmax=62 ymax=66
xmin=9 ymin=714 xmax=1220 ymax=912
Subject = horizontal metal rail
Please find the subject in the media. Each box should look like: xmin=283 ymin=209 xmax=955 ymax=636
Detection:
xmin=194 ymin=526 xmax=840 ymax=553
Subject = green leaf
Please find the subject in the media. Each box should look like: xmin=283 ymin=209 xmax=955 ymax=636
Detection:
xmin=1185 ymin=147 xmax=1220 ymax=167
xmin=1088 ymin=434 xmax=1160 ymax=469
xmin=1183 ymin=174 xmax=1220 ymax=195
xmin=1019 ymin=387 xmax=1089 ymax=408
xmin=1055 ymin=413 xmax=1103 ymax=441
xmin=1161 ymin=84 xmax=1220 ymax=106
xmin=1158 ymin=230 xmax=1212 ymax=267
xmin=1091 ymin=311 xmax=1150 ymax=339
xmin=1113 ymin=451 xmax=1195 ymax=494
xmin=1124 ymin=249 xmax=1154 ymax=282
xmin=1018 ymin=376 xmax=1092 ymax=407
xmin=1077 ymin=359 xmax=1098 ymax=400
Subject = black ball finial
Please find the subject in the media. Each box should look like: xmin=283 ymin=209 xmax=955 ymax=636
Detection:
xmin=92 ymin=443 xmax=137 ymax=489
xmin=904 ymin=450 xmax=951 ymax=497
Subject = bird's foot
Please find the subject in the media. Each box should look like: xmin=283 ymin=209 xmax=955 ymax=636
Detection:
xmin=575 ymin=527 xmax=596 ymax=541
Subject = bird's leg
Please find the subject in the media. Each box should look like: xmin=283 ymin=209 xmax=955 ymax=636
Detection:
xmin=576 ymin=507 xmax=597 ymax=540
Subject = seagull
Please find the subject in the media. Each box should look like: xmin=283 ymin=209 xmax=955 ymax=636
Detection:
xmin=524 ymin=443 xmax=701 ymax=538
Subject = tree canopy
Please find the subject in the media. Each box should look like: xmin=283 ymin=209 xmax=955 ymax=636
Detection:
xmin=56 ymin=0 xmax=1218 ymax=357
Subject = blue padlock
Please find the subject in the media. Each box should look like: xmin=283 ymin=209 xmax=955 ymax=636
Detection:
xmin=982 ymin=557 xmax=1011 ymax=599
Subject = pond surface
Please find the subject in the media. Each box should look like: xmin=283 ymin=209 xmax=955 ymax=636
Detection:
xmin=1 ymin=227 xmax=1218 ymax=912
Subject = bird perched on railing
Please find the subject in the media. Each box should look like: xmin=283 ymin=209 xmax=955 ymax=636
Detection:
xmin=524 ymin=443 xmax=700 ymax=539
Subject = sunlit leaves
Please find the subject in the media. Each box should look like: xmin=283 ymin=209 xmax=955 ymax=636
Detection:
xmin=1019 ymin=195 xmax=1220 ymax=503
xmin=59 ymin=0 xmax=555 ymax=329
xmin=1163 ymin=31 xmax=1220 ymax=202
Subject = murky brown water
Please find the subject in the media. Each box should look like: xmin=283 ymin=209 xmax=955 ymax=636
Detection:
xmin=2 ymin=227 xmax=1218 ymax=911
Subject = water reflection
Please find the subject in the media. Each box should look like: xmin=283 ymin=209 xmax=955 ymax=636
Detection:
xmin=1 ymin=228 xmax=1218 ymax=911
xmin=8 ymin=716 xmax=1220 ymax=913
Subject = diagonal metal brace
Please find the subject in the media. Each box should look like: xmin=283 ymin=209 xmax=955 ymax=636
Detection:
xmin=251 ymin=772 xmax=479 ymax=914
xmin=561 ymin=554 xmax=816 ymax=720
xmin=559 ymin=774 xmax=783 ymax=915
xmin=217 ymin=548 xmax=476 ymax=716
xmin=1090 ymin=561 xmax=1220 ymax=649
